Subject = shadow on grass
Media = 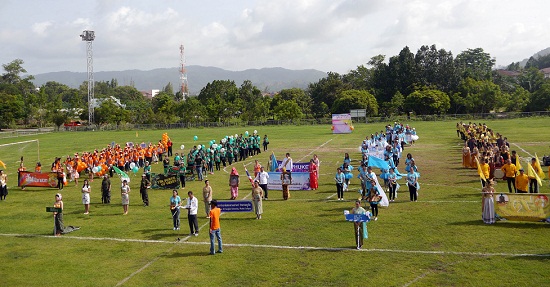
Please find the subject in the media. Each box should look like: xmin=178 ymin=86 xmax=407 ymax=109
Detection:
xmin=449 ymin=219 xmax=550 ymax=229
xmin=508 ymin=254 xmax=550 ymax=261
xmin=164 ymin=251 xmax=211 ymax=258
xmin=136 ymin=228 xmax=192 ymax=240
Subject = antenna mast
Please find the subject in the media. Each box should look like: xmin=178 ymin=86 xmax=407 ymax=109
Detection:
xmin=80 ymin=30 xmax=95 ymax=124
xmin=179 ymin=44 xmax=189 ymax=100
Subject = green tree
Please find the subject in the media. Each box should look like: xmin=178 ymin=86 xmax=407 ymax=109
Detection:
xmin=380 ymin=91 xmax=405 ymax=116
xmin=455 ymin=48 xmax=495 ymax=81
xmin=388 ymin=46 xmax=417 ymax=97
xmin=273 ymin=100 xmax=303 ymax=121
xmin=198 ymin=80 xmax=239 ymax=122
xmin=528 ymin=81 xmax=550 ymax=111
xmin=404 ymin=88 xmax=450 ymax=115
xmin=307 ymin=72 xmax=349 ymax=113
xmin=332 ymin=89 xmax=378 ymax=116
xmin=0 ymin=92 xmax=24 ymax=129
xmin=452 ymin=78 xmax=505 ymax=113
xmin=278 ymin=88 xmax=312 ymax=117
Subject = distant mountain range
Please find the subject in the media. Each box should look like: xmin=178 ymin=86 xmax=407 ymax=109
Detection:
xmin=32 ymin=66 xmax=327 ymax=94
xmin=518 ymin=47 xmax=550 ymax=67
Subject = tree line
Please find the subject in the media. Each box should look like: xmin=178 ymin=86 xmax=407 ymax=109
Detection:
xmin=1 ymin=45 xmax=549 ymax=129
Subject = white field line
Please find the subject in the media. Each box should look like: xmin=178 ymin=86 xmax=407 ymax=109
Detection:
xmin=118 ymin=191 xmax=251 ymax=285
xmin=1 ymin=233 xmax=548 ymax=258
xmin=511 ymin=143 xmax=534 ymax=158
xmin=402 ymin=259 xmax=467 ymax=287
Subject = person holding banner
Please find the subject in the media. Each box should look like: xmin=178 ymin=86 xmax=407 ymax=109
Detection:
xmin=501 ymin=159 xmax=517 ymax=193
xmin=515 ymin=168 xmax=528 ymax=193
xmin=387 ymin=168 xmax=398 ymax=202
xmin=482 ymin=180 xmax=496 ymax=224
xmin=252 ymin=181 xmax=263 ymax=219
xmin=351 ymin=200 xmax=368 ymax=249
xmin=309 ymin=159 xmax=318 ymax=190
xmin=53 ymin=193 xmax=80 ymax=236
xmin=170 ymin=190 xmax=182 ymax=230
xmin=407 ymin=168 xmax=419 ymax=202
xmin=81 ymin=179 xmax=91 ymax=214
xmin=229 ymin=167 xmax=240 ymax=200
xmin=121 ymin=180 xmax=131 ymax=215
xmin=281 ymin=169 xmax=292 ymax=200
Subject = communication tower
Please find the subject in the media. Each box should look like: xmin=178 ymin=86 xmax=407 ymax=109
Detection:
xmin=179 ymin=44 xmax=189 ymax=100
xmin=80 ymin=30 xmax=95 ymax=124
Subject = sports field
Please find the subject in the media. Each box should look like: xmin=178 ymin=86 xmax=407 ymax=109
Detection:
xmin=0 ymin=118 xmax=549 ymax=286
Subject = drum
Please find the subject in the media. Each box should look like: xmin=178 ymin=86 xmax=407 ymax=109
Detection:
xmin=494 ymin=169 xmax=504 ymax=180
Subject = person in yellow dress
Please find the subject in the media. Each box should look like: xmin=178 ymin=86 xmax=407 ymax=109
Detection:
xmin=515 ymin=168 xmax=529 ymax=193
xmin=480 ymin=158 xmax=490 ymax=187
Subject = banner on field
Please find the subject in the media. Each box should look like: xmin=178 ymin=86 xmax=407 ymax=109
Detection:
xmin=151 ymin=173 xmax=180 ymax=189
xmin=494 ymin=193 xmax=550 ymax=222
xmin=18 ymin=171 xmax=59 ymax=188
xmin=267 ymin=172 xmax=310 ymax=190
xmin=275 ymin=160 xmax=310 ymax=173
xmin=332 ymin=114 xmax=353 ymax=134
xmin=217 ymin=200 xmax=253 ymax=212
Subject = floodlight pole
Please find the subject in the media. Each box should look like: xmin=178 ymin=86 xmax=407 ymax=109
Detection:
xmin=80 ymin=30 xmax=95 ymax=125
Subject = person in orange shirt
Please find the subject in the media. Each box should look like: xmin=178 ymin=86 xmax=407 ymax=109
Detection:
xmin=501 ymin=159 xmax=517 ymax=193
xmin=515 ymin=168 xmax=528 ymax=193
xmin=209 ymin=200 xmax=223 ymax=255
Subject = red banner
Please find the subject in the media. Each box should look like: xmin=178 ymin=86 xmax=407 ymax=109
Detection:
xmin=18 ymin=171 xmax=60 ymax=188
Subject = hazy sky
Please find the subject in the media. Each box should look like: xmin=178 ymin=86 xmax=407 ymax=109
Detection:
xmin=1 ymin=0 xmax=548 ymax=75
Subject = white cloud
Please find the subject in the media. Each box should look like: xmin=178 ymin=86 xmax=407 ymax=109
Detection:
xmin=32 ymin=21 xmax=53 ymax=36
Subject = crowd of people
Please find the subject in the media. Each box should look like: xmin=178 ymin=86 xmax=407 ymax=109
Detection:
xmin=458 ymin=122 xmax=549 ymax=225
xmin=458 ymin=122 xmax=545 ymax=193
xmin=341 ymin=122 xmax=421 ymax=248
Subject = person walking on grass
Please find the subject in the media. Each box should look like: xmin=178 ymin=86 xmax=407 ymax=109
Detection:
xmin=184 ymin=191 xmax=199 ymax=236
xmin=209 ymin=200 xmax=223 ymax=255
xmin=101 ymin=174 xmax=111 ymax=204
xmin=140 ymin=174 xmax=151 ymax=206
xmin=252 ymin=180 xmax=263 ymax=219
xmin=203 ymin=180 xmax=213 ymax=218
xmin=170 ymin=190 xmax=182 ymax=230
xmin=121 ymin=180 xmax=130 ymax=215
xmin=81 ymin=179 xmax=91 ymax=215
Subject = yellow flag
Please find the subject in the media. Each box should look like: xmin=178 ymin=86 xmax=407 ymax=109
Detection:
xmin=534 ymin=153 xmax=545 ymax=179
xmin=515 ymin=157 xmax=522 ymax=175
xmin=0 ymin=160 xmax=5 ymax=169
xmin=136 ymin=131 xmax=139 ymax=137
xmin=475 ymin=157 xmax=485 ymax=181
xmin=527 ymin=162 xmax=542 ymax=187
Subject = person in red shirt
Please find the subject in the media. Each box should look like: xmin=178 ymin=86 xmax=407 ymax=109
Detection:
xmin=209 ymin=200 xmax=223 ymax=255
xmin=167 ymin=138 xmax=173 ymax=157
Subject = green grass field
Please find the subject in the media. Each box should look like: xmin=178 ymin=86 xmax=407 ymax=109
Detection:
xmin=0 ymin=118 xmax=549 ymax=286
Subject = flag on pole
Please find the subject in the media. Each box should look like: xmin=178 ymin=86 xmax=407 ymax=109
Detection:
xmin=527 ymin=161 xmax=542 ymax=187
xmin=0 ymin=160 xmax=6 ymax=169
xmin=367 ymin=156 xmax=389 ymax=171
xmin=269 ymin=152 xmax=278 ymax=172
xmin=515 ymin=157 xmax=523 ymax=176
xmin=243 ymin=165 xmax=254 ymax=187
xmin=112 ymin=166 xmax=131 ymax=183
xmin=534 ymin=153 xmax=546 ymax=179
xmin=475 ymin=157 xmax=486 ymax=181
